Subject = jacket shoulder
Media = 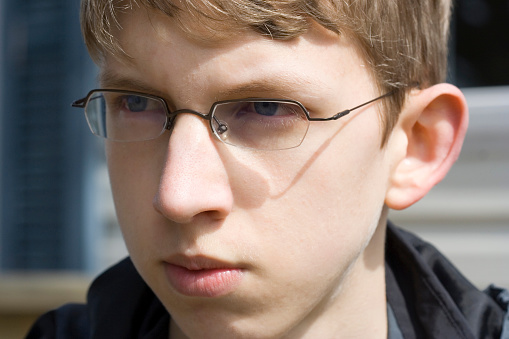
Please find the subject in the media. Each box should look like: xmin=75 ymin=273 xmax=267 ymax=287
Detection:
xmin=25 ymin=303 xmax=89 ymax=339
xmin=386 ymin=222 xmax=509 ymax=339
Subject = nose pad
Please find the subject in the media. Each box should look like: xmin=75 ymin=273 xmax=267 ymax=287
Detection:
xmin=212 ymin=116 xmax=229 ymax=137
xmin=164 ymin=115 xmax=177 ymax=133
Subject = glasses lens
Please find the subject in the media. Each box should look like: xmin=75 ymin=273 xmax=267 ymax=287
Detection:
xmin=212 ymin=100 xmax=309 ymax=150
xmin=84 ymin=91 xmax=167 ymax=141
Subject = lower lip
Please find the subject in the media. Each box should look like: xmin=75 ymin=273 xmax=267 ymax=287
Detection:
xmin=165 ymin=264 xmax=243 ymax=297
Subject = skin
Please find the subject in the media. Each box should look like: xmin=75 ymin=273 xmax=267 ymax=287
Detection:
xmin=100 ymin=6 xmax=468 ymax=339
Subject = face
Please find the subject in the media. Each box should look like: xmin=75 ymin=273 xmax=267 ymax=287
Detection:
xmin=103 ymin=8 xmax=402 ymax=339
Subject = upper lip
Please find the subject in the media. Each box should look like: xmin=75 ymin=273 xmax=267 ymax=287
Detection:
xmin=165 ymin=254 xmax=240 ymax=271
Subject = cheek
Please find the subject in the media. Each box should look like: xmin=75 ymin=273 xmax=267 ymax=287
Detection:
xmin=247 ymin=111 xmax=389 ymax=269
xmin=106 ymin=138 xmax=168 ymax=197
xmin=255 ymin=112 xmax=388 ymax=215
xmin=105 ymin=141 xmax=167 ymax=250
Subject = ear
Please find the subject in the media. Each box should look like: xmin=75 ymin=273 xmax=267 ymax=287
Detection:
xmin=385 ymin=84 xmax=469 ymax=210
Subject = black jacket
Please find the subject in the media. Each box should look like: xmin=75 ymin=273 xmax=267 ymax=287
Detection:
xmin=26 ymin=223 xmax=509 ymax=338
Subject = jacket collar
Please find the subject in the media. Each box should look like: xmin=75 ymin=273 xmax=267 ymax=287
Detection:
xmin=386 ymin=222 xmax=506 ymax=339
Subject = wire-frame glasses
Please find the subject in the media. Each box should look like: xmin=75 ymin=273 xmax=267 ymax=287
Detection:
xmin=72 ymin=89 xmax=393 ymax=150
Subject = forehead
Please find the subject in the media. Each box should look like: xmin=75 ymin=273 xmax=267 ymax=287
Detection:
xmin=99 ymin=0 xmax=353 ymax=65
xmin=114 ymin=6 xmax=236 ymax=48
xmin=105 ymin=7 xmax=357 ymax=83
xmin=118 ymin=0 xmax=316 ymax=39
xmin=107 ymin=5 xmax=358 ymax=69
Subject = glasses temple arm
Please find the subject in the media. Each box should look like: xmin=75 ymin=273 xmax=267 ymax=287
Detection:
xmin=71 ymin=97 xmax=87 ymax=108
xmin=346 ymin=90 xmax=394 ymax=113
xmin=309 ymin=90 xmax=395 ymax=122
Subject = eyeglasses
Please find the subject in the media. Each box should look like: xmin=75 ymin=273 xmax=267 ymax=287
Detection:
xmin=72 ymin=89 xmax=393 ymax=150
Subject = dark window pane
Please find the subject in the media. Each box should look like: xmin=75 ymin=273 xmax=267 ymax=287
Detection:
xmin=453 ymin=0 xmax=509 ymax=87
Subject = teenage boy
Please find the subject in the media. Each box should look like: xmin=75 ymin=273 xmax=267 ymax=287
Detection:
xmin=27 ymin=0 xmax=508 ymax=338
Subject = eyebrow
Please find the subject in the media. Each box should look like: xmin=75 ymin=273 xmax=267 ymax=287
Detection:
xmin=216 ymin=75 xmax=316 ymax=100
xmin=99 ymin=70 xmax=320 ymax=102
xmin=99 ymin=71 xmax=170 ymax=99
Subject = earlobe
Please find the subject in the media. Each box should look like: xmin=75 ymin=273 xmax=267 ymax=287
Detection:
xmin=385 ymin=84 xmax=469 ymax=210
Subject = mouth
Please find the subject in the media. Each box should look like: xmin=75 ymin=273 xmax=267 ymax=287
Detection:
xmin=164 ymin=255 xmax=244 ymax=298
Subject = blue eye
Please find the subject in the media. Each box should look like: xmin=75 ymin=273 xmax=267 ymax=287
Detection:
xmin=253 ymin=102 xmax=279 ymax=116
xmin=126 ymin=95 xmax=148 ymax=112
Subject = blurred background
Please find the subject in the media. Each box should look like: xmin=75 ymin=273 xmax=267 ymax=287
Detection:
xmin=0 ymin=0 xmax=508 ymax=338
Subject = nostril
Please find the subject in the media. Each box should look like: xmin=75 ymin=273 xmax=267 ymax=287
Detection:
xmin=152 ymin=183 xmax=233 ymax=224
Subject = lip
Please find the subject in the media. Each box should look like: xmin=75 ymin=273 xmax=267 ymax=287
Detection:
xmin=164 ymin=255 xmax=244 ymax=297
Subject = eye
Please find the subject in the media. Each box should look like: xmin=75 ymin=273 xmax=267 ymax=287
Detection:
xmin=124 ymin=95 xmax=148 ymax=112
xmin=253 ymin=102 xmax=280 ymax=116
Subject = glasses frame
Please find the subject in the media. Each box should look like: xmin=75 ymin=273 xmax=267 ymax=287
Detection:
xmin=72 ymin=89 xmax=394 ymax=148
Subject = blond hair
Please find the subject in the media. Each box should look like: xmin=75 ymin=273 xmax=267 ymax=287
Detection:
xmin=80 ymin=0 xmax=452 ymax=144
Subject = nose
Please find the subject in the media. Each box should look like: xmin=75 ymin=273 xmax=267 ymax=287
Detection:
xmin=153 ymin=114 xmax=234 ymax=224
